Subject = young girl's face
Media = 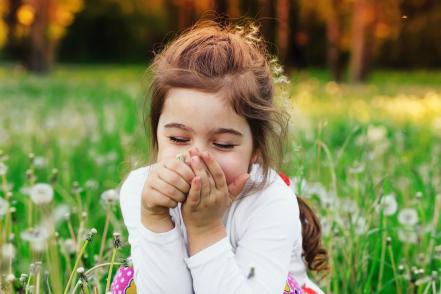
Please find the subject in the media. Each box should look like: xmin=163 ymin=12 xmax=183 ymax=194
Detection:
xmin=156 ymin=88 xmax=255 ymax=185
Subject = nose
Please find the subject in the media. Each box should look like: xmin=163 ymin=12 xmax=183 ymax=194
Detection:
xmin=185 ymin=146 xmax=204 ymax=163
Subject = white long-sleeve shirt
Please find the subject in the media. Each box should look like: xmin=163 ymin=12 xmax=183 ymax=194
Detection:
xmin=119 ymin=163 xmax=324 ymax=294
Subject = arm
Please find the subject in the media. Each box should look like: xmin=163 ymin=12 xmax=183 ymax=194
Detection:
xmin=184 ymin=183 xmax=301 ymax=294
xmin=119 ymin=168 xmax=193 ymax=294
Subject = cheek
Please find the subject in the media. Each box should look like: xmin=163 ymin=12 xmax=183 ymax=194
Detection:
xmin=215 ymin=156 xmax=248 ymax=185
xmin=156 ymin=140 xmax=179 ymax=162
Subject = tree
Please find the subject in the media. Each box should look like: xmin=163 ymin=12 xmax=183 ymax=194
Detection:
xmin=11 ymin=0 xmax=83 ymax=73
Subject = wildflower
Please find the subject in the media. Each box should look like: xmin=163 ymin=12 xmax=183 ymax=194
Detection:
xmin=397 ymin=228 xmax=418 ymax=244
xmin=85 ymin=179 xmax=98 ymax=190
xmin=101 ymin=189 xmax=119 ymax=206
xmin=398 ymin=208 xmax=418 ymax=226
xmin=52 ymin=205 xmax=70 ymax=224
xmin=6 ymin=274 xmax=15 ymax=283
xmin=1 ymin=243 xmax=16 ymax=259
xmin=353 ymin=216 xmax=368 ymax=235
xmin=377 ymin=193 xmax=398 ymax=216
xmin=61 ymin=239 xmax=76 ymax=255
xmin=20 ymin=186 xmax=32 ymax=195
xmin=347 ymin=162 xmax=365 ymax=174
xmin=0 ymin=197 xmax=9 ymax=216
xmin=34 ymin=156 xmax=47 ymax=169
xmin=0 ymin=161 xmax=7 ymax=176
xmin=21 ymin=226 xmax=50 ymax=245
xmin=366 ymin=125 xmax=387 ymax=143
xmin=341 ymin=199 xmax=359 ymax=214
xmin=30 ymin=183 xmax=54 ymax=205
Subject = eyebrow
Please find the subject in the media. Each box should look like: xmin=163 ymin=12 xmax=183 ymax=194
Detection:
xmin=164 ymin=122 xmax=243 ymax=137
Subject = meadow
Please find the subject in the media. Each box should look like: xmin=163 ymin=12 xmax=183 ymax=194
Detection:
xmin=0 ymin=64 xmax=440 ymax=293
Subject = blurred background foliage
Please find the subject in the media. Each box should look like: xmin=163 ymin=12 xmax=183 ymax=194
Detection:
xmin=0 ymin=0 xmax=440 ymax=81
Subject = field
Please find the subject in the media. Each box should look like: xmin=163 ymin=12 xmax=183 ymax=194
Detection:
xmin=0 ymin=64 xmax=440 ymax=293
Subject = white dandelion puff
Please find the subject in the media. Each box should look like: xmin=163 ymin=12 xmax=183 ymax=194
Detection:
xmin=397 ymin=228 xmax=418 ymax=244
xmin=52 ymin=205 xmax=70 ymax=224
xmin=366 ymin=125 xmax=388 ymax=143
xmin=30 ymin=183 xmax=54 ymax=205
xmin=21 ymin=226 xmax=50 ymax=252
xmin=33 ymin=156 xmax=47 ymax=169
xmin=61 ymin=239 xmax=77 ymax=255
xmin=1 ymin=243 xmax=16 ymax=259
xmin=100 ymin=189 xmax=119 ymax=206
xmin=398 ymin=208 xmax=418 ymax=227
xmin=0 ymin=162 xmax=7 ymax=176
xmin=0 ymin=197 xmax=9 ymax=217
xmin=377 ymin=193 xmax=398 ymax=216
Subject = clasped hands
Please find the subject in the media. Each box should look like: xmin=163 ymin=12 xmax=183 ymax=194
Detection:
xmin=141 ymin=147 xmax=250 ymax=237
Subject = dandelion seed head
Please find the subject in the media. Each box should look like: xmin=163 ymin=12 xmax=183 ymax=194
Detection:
xmin=30 ymin=183 xmax=54 ymax=205
xmin=377 ymin=193 xmax=398 ymax=216
xmin=415 ymin=191 xmax=423 ymax=199
xmin=0 ymin=161 xmax=7 ymax=176
xmin=1 ymin=243 xmax=16 ymax=259
xmin=100 ymin=189 xmax=119 ymax=206
xmin=6 ymin=273 xmax=16 ymax=283
xmin=398 ymin=208 xmax=418 ymax=226
xmin=20 ymin=274 xmax=28 ymax=284
xmin=397 ymin=228 xmax=418 ymax=244
xmin=0 ymin=197 xmax=9 ymax=216
xmin=52 ymin=204 xmax=70 ymax=224
xmin=61 ymin=239 xmax=76 ymax=254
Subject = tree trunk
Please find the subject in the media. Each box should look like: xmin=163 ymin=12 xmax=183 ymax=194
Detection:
xmin=276 ymin=0 xmax=289 ymax=63
xmin=257 ymin=0 xmax=273 ymax=43
xmin=349 ymin=0 xmax=375 ymax=83
xmin=326 ymin=0 xmax=342 ymax=82
xmin=177 ymin=0 xmax=195 ymax=31
xmin=26 ymin=0 xmax=53 ymax=73
xmin=228 ymin=0 xmax=240 ymax=19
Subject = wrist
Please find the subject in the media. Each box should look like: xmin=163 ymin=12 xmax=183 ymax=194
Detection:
xmin=187 ymin=223 xmax=226 ymax=256
xmin=141 ymin=207 xmax=174 ymax=233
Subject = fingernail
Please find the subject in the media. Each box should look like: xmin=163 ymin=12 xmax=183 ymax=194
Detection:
xmin=191 ymin=156 xmax=198 ymax=163
xmin=203 ymin=151 xmax=209 ymax=159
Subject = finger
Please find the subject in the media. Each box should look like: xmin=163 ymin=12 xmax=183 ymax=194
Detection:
xmin=228 ymin=173 xmax=250 ymax=200
xmin=150 ymin=174 xmax=187 ymax=202
xmin=200 ymin=151 xmax=227 ymax=190
xmin=185 ymin=176 xmax=201 ymax=208
xmin=157 ymin=165 xmax=191 ymax=194
xmin=150 ymin=187 xmax=179 ymax=208
xmin=190 ymin=156 xmax=210 ymax=199
xmin=164 ymin=157 xmax=195 ymax=184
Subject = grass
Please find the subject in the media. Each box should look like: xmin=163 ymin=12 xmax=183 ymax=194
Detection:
xmin=0 ymin=63 xmax=440 ymax=293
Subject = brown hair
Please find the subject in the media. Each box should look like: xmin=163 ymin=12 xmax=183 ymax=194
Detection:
xmin=144 ymin=19 xmax=328 ymax=273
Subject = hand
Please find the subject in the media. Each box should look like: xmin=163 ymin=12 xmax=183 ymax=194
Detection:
xmin=141 ymin=156 xmax=195 ymax=231
xmin=182 ymin=149 xmax=250 ymax=234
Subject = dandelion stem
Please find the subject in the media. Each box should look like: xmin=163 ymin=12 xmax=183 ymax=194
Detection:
xmin=105 ymin=247 xmax=117 ymax=293
xmin=377 ymin=217 xmax=386 ymax=291
xmin=25 ymin=272 xmax=33 ymax=294
xmin=387 ymin=241 xmax=401 ymax=293
xmin=98 ymin=210 xmax=111 ymax=263
xmin=85 ymin=262 xmax=123 ymax=276
xmin=67 ymin=217 xmax=77 ymax=244
xmin=63 ymin=239 xmax=89 ymax=294
xmin=35 ymin=268 xmax=41 ymax=294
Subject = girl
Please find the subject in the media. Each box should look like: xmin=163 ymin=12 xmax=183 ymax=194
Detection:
xmin=118 ymin=20 xmax=328 ymax=294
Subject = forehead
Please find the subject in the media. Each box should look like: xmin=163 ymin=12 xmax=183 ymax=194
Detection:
xmin=160 ymin=88 xmax=248 ymax=131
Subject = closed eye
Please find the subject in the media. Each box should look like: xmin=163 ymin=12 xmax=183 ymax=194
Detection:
xmin=168 ymin=136 xmax=189 ymax=144
xmin=214 ymin=143 xmax=235 ymax=149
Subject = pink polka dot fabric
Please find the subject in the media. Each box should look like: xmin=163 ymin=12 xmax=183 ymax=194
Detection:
xmin=111 ymin=265 xmax=135 ymax=294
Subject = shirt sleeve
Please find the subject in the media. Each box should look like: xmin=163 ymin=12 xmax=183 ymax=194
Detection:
xmin=183 ymin=181 xmax=301 ymax=294
xmin=119 ymin=168 xmax=194 ymax=294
